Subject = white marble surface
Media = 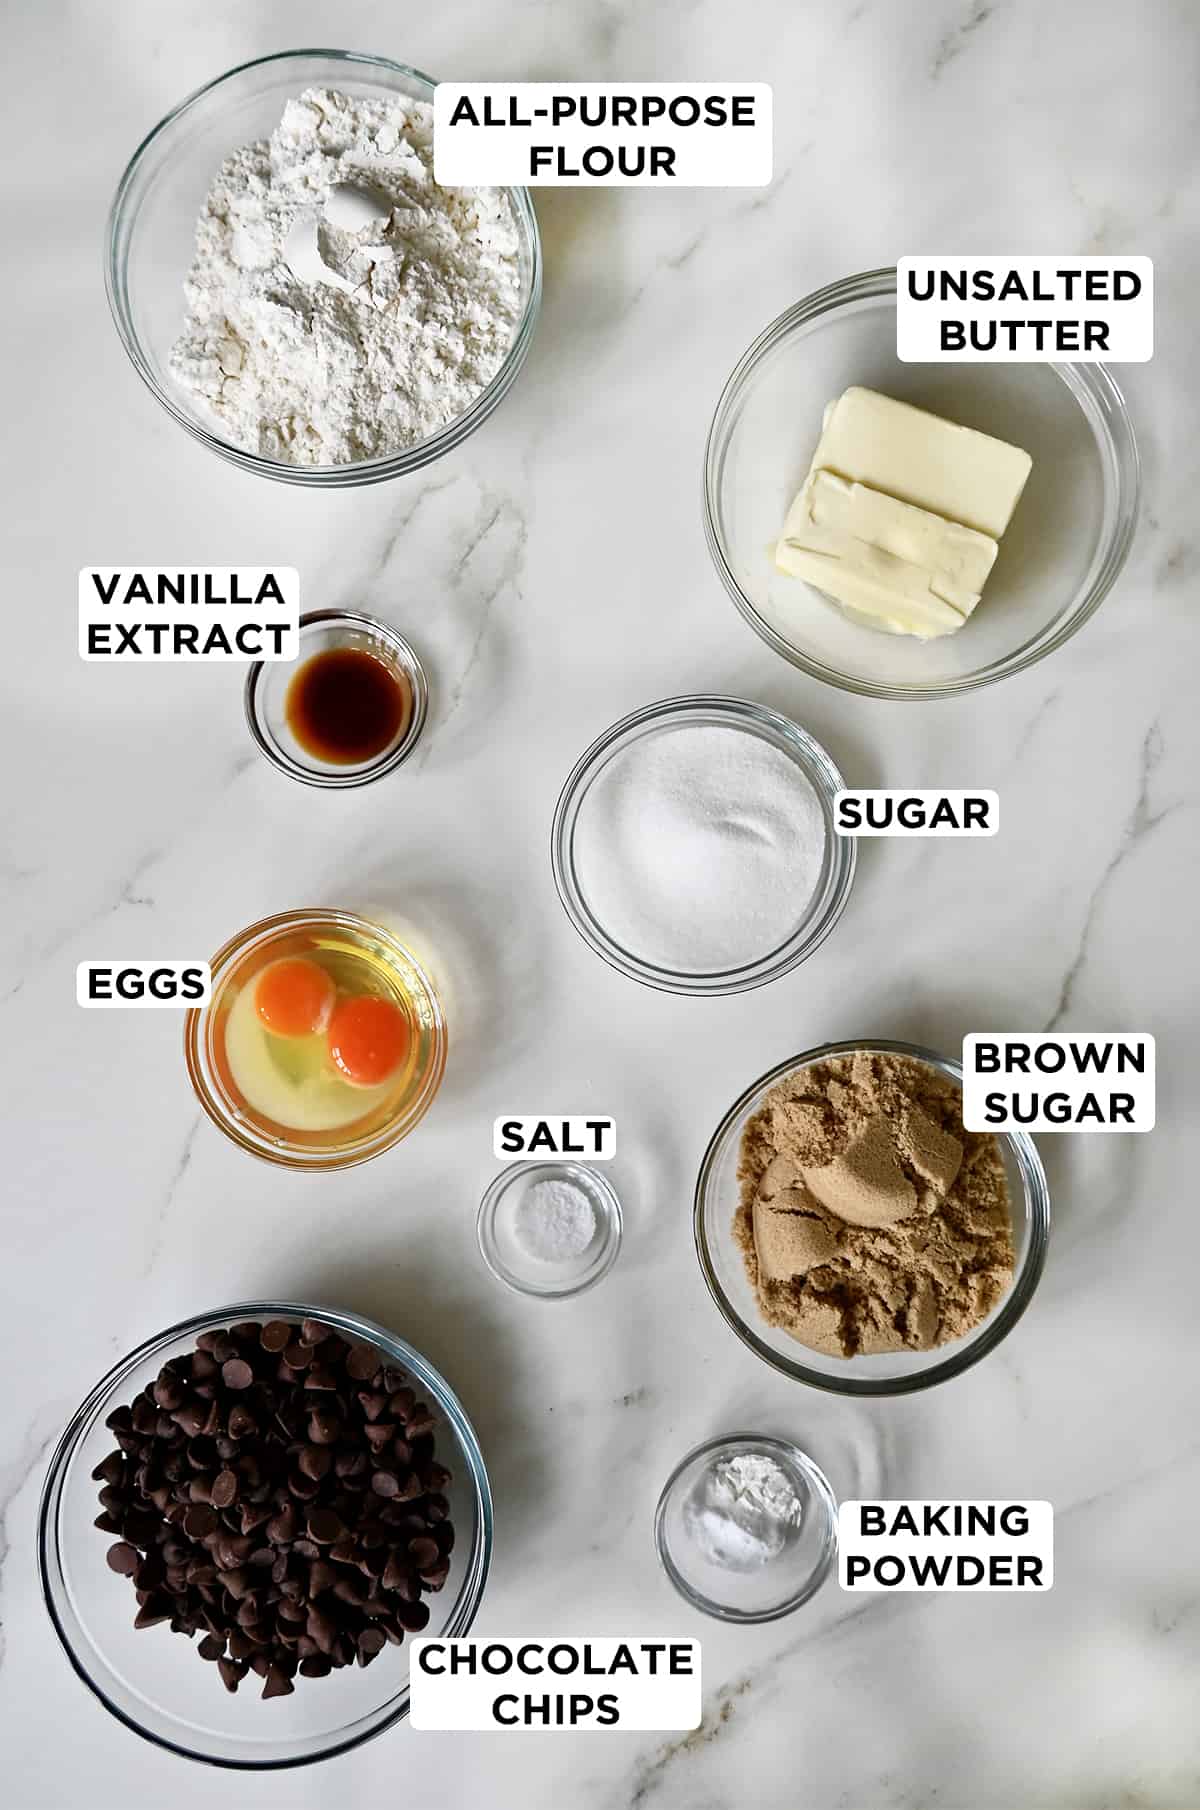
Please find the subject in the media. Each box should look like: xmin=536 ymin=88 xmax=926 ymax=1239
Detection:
xmin=3 ymin=2 xmax=1198 ymax=1805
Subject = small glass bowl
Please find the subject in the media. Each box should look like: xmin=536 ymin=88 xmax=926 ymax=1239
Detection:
xmin=694 ymin=1040 xmax=1050 ymax=1396
xmin=185 ymin=908 xmax=447 ymax=1170
xmin=550 ymin=695 xmax=855 ymax=996
xmin=476 ymin=1162 xmax=623 ymax=1298
xmin=704 ymin=268 xmax=1140 ymax=699
xmin=655 ymin=1434 xmax=837 ymax=1623
xmin=105 ymin=49 xmax=542 ymax=487
xmin=38 ymin=1300 xmax=493 ymax=1769
xmin=245 ymin=610 xmax=428 ymax=788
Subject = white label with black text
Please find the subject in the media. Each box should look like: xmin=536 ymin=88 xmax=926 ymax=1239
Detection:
xmin=409 ymin=1638 xmax=701 ymax=1731
xmin=962 ymin=1033 xmax=1155 ymax=1132
xmin=835 ymin=789 xmax=998 ymax=837
xmin=434 ymin=83 xmax=772 ymax=186
xmin=77 ymin=961 xmax=212 ymax=1008
xmin=839 ymin=1502 xmax=1053 ymax=1591
xmin=897 ymin=255 xmax=1153 ymax=361
xmin=493 ymin=1116 xmax=616 ymax=1160
xmin=79 ymin=568 xmax=299 ymax=661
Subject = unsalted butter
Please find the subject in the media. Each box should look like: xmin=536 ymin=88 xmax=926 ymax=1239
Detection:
xmin=775 ymin=387 xmax=1033 ymax=641
xmin=811 ymin=388 xmax=1032 ymax=539
xmin=776 ymin=470 xmax=998 ymax=637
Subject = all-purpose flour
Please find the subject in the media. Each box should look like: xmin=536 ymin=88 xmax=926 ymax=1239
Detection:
xmin=171 ymin=88 xmax=523 ymax=465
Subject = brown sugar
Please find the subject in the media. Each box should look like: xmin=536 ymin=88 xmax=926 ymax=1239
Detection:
xmin=735 ymin=1049 xmax=1015 ymax=1358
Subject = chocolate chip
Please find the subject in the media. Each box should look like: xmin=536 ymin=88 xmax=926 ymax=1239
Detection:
xmin=106 ymin=1541 xmax=140 ymax=1576
xmin=134 ymin=1596 xmax=174 ymax=1629
xmin=306 ymin=1508 xmax=343 ymax=1546
xmin=395 ymin=1597 xmax=431 ymax=1632
xmin=197 ymin=1632 xmax=225 ymax=1661
xmin=211 ymin=1469 xmax=238 ymax=1508
xmin=297 ymin=1444 xmax=332 ymax=1482
xmin=221 ymin=1357 xmax=254 ymax=1391
xmin=184 ymin=1504 xmax=218 ymax=1539
xmin=260 ymin=1321 xmax=292 ymax=1353
xmin=218 ymin=1657 xmax=247 ymax=1693
xmin=346 ymin=1343 xmax=382 ymax=1382
xmin=300 ymin=1319 xmax=330 ymax=1347
xmin=262 ymin=1664 xmax=295 ymax=1699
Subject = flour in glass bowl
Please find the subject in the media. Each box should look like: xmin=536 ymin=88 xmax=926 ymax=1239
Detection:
xmin=170 ymin=87 xmax=524 ymax=465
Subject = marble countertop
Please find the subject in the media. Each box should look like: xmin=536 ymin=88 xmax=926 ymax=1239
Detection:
xmin=4 ymin=2 xmax=1197 ymax=1806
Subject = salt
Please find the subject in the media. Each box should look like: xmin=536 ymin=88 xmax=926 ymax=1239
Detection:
xmin=513 ymin=1178 xmax=597 ymax=1264
xmin=573 ymin=723 xmax=826 ymax=974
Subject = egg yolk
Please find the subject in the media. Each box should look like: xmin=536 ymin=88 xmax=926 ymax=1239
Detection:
xmin=253 ymin=957 xmax=336 ymax=1038
xmin=326 ymin=995 xmax=410 ymax=1088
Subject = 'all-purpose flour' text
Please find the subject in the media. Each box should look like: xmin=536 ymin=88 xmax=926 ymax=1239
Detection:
xmin=434 ymin=84 xmax=772 ymax=186
xmin=79 ymin=568 xmax=300 ymax=661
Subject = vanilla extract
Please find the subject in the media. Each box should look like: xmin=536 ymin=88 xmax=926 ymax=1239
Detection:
xmin=88 ymin=570 xmax=289 ymax=607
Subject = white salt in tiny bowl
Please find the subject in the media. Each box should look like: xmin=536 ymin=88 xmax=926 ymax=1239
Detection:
xmin=551 ymin=696 xmax=855 ymax=996
xmin=655 ymin=1435 xmax=838 ymax=1622
xmin=476 ymin=1162 xmax=623 ymax=1299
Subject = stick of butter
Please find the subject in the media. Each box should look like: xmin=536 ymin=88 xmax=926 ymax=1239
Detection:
xmin=775 ymin=387 xmax=1032 ymax=640
xmin=776 ymin=470 xmax=999 ymax=638
xmin=811 ymin=387 xmax=1032 ymax=538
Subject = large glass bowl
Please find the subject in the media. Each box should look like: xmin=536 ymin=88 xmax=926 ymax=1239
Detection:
xmin=704 ymin=268 xmax=1139 ymax=698
xmin=38 ymin=1302 xmax=492 ymax=1769
xmin=694 ymin=1040 xmax=1049 ymax=1395
xmin=106 ymin=49 xmax=542 ymax=486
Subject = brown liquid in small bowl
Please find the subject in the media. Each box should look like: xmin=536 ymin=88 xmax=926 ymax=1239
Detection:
xmin=285 ymin=648 xmax=412 ymax=765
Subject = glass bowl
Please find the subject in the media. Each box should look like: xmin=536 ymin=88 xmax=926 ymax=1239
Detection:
xmin=38 ymin=1301 xmax=492 ymax=1770
xmin=185 ymin=909 xmax=447 ymax=1169
xmin=704 ymin=268 xmax=1140 ymax=699
xmin=550 ymin=696 xmax=856 ymax=996
xmin=654 ymin=1434 xmax=837 ymax=1623
xmin=106 ymin=49 xmax=542 ymax=486
xmin=476 ymin=1161 xmax=623 ymax=1299
xmin=694 ymin=1039 xmax=1049 ymax=1395
xmin=245 ymin=611 xmax=428 ymax=788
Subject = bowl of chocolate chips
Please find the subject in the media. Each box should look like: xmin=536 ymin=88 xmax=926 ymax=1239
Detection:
xmin=38 ymin=1303 xmax=492 ymax=1768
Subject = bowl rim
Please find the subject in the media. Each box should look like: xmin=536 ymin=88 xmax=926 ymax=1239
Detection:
xmin=703 ymin=265 xmax=1141 ymax=699
xmin=244 ymin=609 xmax=430 ymax=789
xmin=183 ymin=907 xmax=448 ymax=1169
xmin=104 ymin=47 xmax=543 ymax=487
xmin=693 ymin=1037 xmax=1051 ymax=1396
xmin=475 ymin=1159 xmax=624 ymax=1299
xmin=37 ymin=1299 xmax=493 ymax=1770
xmin=653 ymin=1432 xmax=838 ymax=1623
xmin=549 ymin=693 xmax=857 ymax=996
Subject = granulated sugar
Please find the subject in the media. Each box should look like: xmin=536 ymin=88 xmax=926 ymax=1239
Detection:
xmin=573 ymin=723 xmax=826 ymax=974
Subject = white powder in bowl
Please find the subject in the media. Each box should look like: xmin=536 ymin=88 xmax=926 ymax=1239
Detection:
xmin=572 ymin=723 xmax=826 ymax=974
xmin=170 ymin=87 xmax=523 ymax=465
xmin=513 ymin=1179 xmax=597 ymax=1264
xmin=682 ymin=1453 xmax=804 ymax=1571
